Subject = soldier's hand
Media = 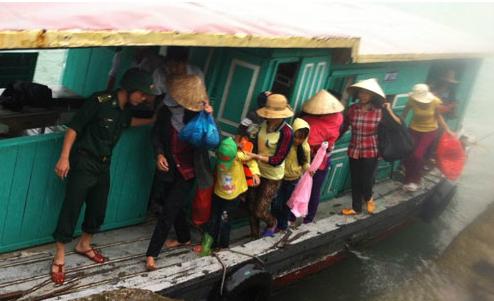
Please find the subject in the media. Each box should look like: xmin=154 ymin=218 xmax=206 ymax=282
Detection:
xmin=55 ymin=157 xmax=70 ymax=179
xmin=157 ymin=154 xmax=169 ymax=172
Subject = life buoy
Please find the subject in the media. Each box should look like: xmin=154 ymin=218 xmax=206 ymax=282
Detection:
xmin=210 ymin=263 xmax=272 ymax=301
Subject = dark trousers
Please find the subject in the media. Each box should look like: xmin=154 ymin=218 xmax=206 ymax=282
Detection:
xmin=207 ymin=194 xmax=240 ymax=249
xmin=272 ymin=179 xmax=298 ymax=230
xmin=146 ymin=175 xmax=193 ymax=257
xmin=349 ymin=157 xmax=378 ymax=212
xmin=304 ymin=168 xmax=330 ymax=223
xmin=53 ymin=155 xmax=110 ymax=243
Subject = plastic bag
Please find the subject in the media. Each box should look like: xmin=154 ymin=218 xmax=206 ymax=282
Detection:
xmin=192 ymin=185 xmax=214 ymax=226
xmin=436 ymin=132 xmax=466 ymax=181
xmin=378 ymin=109 xmax=414 ymax=162
xmin=180 ymin=111 xmax=220 ymax=149
xmin=288 ymin=142 xmax=328 ymax=217
xmin=204 ymin=113 xmax=220 ymax=149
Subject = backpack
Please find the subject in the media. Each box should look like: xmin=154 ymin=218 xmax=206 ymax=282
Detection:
xmin=0 ymin=81 xmax=52 ymax=111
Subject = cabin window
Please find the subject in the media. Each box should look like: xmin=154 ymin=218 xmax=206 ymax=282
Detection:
xmin=0 ymin=49 xmax=73 ymax=138
xmin=271 ymin=62 xmax=299 ymax=97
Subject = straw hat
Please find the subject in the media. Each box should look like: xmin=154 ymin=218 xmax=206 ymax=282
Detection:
xmin=440 ymin=70 xmax=459 ymax=84
xmin=302 ymin=90 xmax=344 ymax=115
xmin=409 ymin=83 xmax=435 ymax=104
xmin=256 ymin=94 xmax=294 ymax=119
xmin=347 ymin=78 xmax=386 ymax=101
xmin=167 ymin=74 xmax=208 ymax=112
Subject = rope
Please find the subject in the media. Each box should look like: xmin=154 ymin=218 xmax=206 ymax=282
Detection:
xmin=212 ymin=252 xmax=227 ymax=296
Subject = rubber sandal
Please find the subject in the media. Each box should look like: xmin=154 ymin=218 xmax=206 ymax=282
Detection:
xmin=262 ymin=229 xmax=275 ymax=237
xmin=192 ymin=244 xmax=203 ymax=254
xmin=367 ymin=199 xmax=376 ymax=214
xmin=341 ymin=208 xmax=358 ymax=216
xmin=75 ymin=248 xmax=107 ymax=263
xmin=164 ymin=240 xmax=191 ymax=249
xmin=51 ymin=260 xmax=65 ymax=285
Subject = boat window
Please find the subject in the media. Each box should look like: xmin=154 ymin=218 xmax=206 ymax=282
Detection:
xmin=0 ymin=49 xmax=74 ymax=139
xmin=271 ymin=62 xmax=299 ymax=97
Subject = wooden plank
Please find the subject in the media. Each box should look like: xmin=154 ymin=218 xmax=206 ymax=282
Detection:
xmin=0 ymin=146 xmax=18 ymax=251
xmin=1 ymin=144 xmax=37 ymax=246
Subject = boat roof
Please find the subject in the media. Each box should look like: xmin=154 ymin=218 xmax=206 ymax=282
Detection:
xmin=0 ymin=2 xmax=490 ymax=62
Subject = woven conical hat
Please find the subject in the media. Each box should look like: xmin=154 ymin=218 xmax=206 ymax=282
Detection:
xmin=347 ymin=78 xmax=385 ymax=101
xmin=167 ymin=74 xmax=208 ymax=112
xmin=302 ymin=90 xmax=344 ymax=115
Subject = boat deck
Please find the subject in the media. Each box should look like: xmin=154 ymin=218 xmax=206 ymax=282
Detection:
xmin=0 ymin=170 xmax=445 ymax=301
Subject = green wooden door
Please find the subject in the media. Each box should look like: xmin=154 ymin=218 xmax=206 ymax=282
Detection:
xmin=214 ymin=51 xmax=266 ymax=135
xmin=290 ymin=56 xmax=331 ymax=112
xmin=320 ymin=149 xmax=349 ymax=201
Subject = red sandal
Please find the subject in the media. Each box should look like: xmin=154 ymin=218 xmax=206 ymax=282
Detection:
xmin=75 ymin=248 xmax=107 ymax=263
xmin=51 ymin=260 xmax=65 ymax=285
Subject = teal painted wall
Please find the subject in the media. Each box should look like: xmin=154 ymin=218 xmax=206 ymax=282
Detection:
xmin=0 ymin=126 xmax=155 ymax=253
xmin=62 ymin=47 xmax=136 ymax=97
xmin=0 ymin=45 xmax=482 ymax=252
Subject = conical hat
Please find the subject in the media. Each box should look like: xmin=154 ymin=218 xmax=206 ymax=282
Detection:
xmin=347 ymin=78 xmax=385 ymax=101
xmin=167 ymin=74 xmax=208 ymax=112
xmin=302 ymin=90 xmax=344 ymax=115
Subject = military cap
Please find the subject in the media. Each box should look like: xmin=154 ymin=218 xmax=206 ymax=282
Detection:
xmin=120 ymin=68 xmax=159 ymax=95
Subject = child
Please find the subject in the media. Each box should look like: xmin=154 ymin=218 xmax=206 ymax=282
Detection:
xmin=273 ymin=118 xmax=311 ymax=231
xmin=200 ymin=137 xmax=260 ymax=255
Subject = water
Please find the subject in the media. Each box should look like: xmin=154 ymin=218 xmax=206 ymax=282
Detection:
xmin=272 ymin=4 xmax=494 ymax=299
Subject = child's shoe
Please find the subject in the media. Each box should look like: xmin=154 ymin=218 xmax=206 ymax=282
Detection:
xmin=199 ymin=233 xmax=213 ymax=257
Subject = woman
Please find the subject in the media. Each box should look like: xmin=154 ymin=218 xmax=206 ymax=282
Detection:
xmin=401 ymin=83 xmax=452 ymax=192
xmin=145 ymin=74 xmax=212 ymax=271
xmin=340 ymin=78 xmax=401 ymax=215
xmin=299 ymin=90 xmax=344 ymax=223
xmin=248 ymin=94 xmax=294 ymax=237
xmin=272 ymin=117 xmax=310 ymax=230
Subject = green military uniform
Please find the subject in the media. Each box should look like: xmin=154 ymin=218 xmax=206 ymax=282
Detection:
xmin=53 ymin=92 xmax=132 ymax=243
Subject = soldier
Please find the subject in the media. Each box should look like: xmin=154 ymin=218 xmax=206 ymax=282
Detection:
xmin=50 ymin=68 xmax=158 ymax=284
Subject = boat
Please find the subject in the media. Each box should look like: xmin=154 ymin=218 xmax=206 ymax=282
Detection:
xmin=0 ymin=2 xmax=488 ymax=300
